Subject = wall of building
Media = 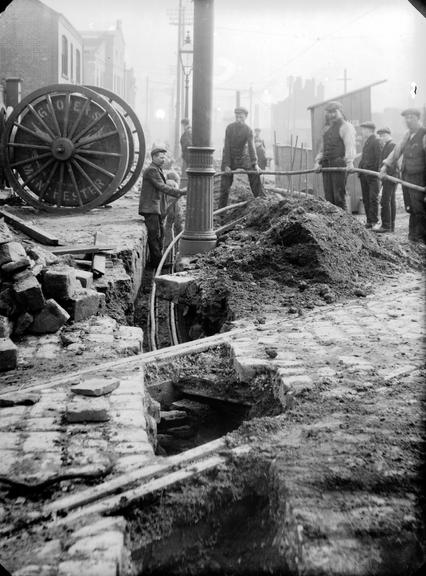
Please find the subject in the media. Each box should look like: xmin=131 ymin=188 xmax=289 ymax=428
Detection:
xmin=0 ymin=0 xmax=58 ymax=98
xmin=57 ymin=17 xmax=83 ymax=85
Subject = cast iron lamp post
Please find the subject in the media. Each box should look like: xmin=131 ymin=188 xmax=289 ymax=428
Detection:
xmin=180 ymin=31 xmax=193 ymax=119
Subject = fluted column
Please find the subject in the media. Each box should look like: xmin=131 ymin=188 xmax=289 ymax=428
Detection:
xmin=179 ymin=0 xmax=217 ymax=256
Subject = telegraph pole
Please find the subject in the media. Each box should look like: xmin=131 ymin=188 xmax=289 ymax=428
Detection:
xmin=338 ymin=68 xmax=351 ymax=94
xmin=179 ymin=0 xmax=217 ymax=256
xmin=173 ymin=0 xmax=184 ymax=159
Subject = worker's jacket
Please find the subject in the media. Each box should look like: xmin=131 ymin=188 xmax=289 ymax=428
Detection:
xmin=221 ymin=122 xmax=258 ymax=171
xmin=359 ymin=134 xmax=381 ymax=172
xmin=138 ymin=163 xmax=181 ymax=216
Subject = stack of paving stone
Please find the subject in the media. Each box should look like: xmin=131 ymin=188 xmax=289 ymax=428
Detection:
xmin=0 ymin=219 xmax=105 ymax=372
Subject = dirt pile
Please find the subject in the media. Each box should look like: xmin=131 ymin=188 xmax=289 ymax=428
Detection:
xmin=187 ymin=195 xmax=420 ymax=324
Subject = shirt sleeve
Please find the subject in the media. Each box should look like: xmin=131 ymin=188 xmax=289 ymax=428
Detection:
xmin=340 ymin=122 xmax=356 ymax=165
xmin=314 ymin=140 xmax=324 ymax=164
xmin=382 ymin=132 xmax=409 ymax=169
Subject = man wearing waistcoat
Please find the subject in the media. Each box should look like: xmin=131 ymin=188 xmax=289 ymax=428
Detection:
xmin=380 ymin=108 xmax=426 ymax=243
xmin=139 ymin=147 xmax=185 ymax=268
xmin=376 ymin=127 xmax=397 ymax=233
xmin=219 ymin=106 xmax=265 ymax=210
xmin=314 ymin=101 xmax=356 ymax=211
xmin=358 ymin=121 xmax=381 ymax=228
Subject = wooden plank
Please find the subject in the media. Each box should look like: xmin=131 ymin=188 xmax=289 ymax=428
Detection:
xmin=49 ymin=244 xmax=114 ymax=255
xmin=47 ymin=438 xmax=226 ymax=515
xmin=180 ymin=388 xmax=252 ymax=407
xmin=55 ymin=445 xmax=251 ymax=524
xmin=0 ymin=208 xmax=59 ymax=246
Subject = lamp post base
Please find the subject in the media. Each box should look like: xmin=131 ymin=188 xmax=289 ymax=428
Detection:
xmin=179 ymin=145 xmax=217 ymax=257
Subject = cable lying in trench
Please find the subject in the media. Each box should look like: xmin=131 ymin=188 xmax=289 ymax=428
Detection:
xmin=148 ymin=201 xmax=249 ymax=351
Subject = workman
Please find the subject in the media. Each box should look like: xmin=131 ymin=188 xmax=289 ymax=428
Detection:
xmin=139 ymin=147 xmax=185 ymax=268
xmin=180 ymin=118 xmax=192 ymax=187
xmin=376 ymin=127 xmax=397 ymax=233
xmin=219 ymin=106 xmax=266 ymax=210
xmin=358 ymin=121 xmax=381 ymax=229
xmin=254 ymin=128 xmax=267 ymax=170
xmin=314 ymin=101 xmax=356 ymax=211
xmin=380 ymin=108 xmax=426 ymax=243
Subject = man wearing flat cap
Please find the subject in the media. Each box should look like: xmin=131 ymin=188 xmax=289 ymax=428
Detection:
xmin=380 ymin=108 xmax=426 ymax=243
xmin=314 ymin=101 xmax=356 ymax=211
xmin=139 ymin=147 xmax=185 ymax=268
xmin=376 ymin=127 xmax=397 ymax=233
xmin=219 ymin=106 xmax=265 ymax=210
xmin=358 ymin=121 xmax=381 ymax=228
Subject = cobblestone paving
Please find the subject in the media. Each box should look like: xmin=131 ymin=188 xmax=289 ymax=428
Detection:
xmin=0 ymin=271 xmax=424 ymax=575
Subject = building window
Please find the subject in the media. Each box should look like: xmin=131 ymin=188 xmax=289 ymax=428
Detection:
xmin=70 ymin=43 xmax=74 ymax=80
xmin=76 ymin=49 xmax=81 ymax=83
xmin=61 ymin=35 xmax=68 ymax=77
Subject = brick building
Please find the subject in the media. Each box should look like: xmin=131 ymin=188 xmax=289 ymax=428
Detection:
xmin=80 ymin=21 xmax=136 ymax=108
xmin=0 ymin=0 xmax=83 ymax=99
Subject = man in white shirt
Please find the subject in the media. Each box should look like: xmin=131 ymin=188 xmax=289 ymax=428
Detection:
xmin=314 ymin=101 xmax=356 ymax=211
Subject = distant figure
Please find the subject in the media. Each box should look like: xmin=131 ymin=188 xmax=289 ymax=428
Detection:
xmin=254 ymin=128 xmax=267 ymax=170
xmin=376 ymin=127 xmax=397 ymax=233
xmin=314 ymin=101 xmax=356 ymax=211
xmin=358 ymin=121 xmax=381 ymax=229
xmin=139 ymin=147 xmax=185 ymax=268
xmin=380 ymin=108 xmax=426 ymax=244
xmin=180 ymin=118 xmax=192 ymax=185
xmin=219 ymin=106 xmax=266 ymax=209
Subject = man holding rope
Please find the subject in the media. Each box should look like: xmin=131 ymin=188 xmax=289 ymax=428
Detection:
xmin=314 ymin=101 xmax=356 ymax=211
xmin=380 ymin=108 xmax=426 ymax=244
xmin=219 ymin=106 xmax=266 ymax=210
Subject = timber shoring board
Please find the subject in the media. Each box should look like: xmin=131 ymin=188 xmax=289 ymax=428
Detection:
xmin=49 ymin=244 xmax=114 ymax=255
xmin=0 ymin=208 xmax=59 ymax=245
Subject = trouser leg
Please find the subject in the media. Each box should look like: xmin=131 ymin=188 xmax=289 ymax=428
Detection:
xmin=322 ymin=172 xmax=333 ymax=204
xmin=368 ymin=176 xmax=380 ymax=225
xmin=332 ymin=171 xmax=347 ymax=211
xmin=219 ymin=173 xmax=233 ymax=209
xmin=390 ymin=187 xmax=396 ymax=231
xmin=142 ymin=213 xmax=164 ymax=268
xmin=248 ymin=172 xmax=266 ymax=198
xmin=360 ymin=175 xmax=370 ymax=222
xmin=408 ymin=189 xmax=426 ymax=242
xmin=381 ymin=182 xmax=395 ymax=230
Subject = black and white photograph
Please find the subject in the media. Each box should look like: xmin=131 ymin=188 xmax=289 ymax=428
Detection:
xmin=0 ymin=0 xmax=425 ymax=574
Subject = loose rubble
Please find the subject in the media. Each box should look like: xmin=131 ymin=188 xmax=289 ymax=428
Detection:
xmin=0 ymin=218 xmax=104 ymax=371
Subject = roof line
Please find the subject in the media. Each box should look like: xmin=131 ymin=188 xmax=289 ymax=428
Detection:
xmin=307 ymin=79 xmax=387 ymax=110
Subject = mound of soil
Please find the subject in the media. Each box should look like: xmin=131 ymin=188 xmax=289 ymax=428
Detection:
xmin=185 ymin=195 xmax=420 ymax=325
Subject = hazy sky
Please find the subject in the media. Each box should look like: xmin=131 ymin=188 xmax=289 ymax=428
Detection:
xmin=39 ymin=0 xmax=425 ymax=111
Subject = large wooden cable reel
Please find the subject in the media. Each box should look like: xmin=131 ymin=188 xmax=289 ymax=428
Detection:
xmin=2 ymin=84 xmax=145 ymax=213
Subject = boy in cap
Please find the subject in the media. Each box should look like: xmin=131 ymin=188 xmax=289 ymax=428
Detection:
xmin=139 ymin=147 xmax=185 ymax=268
xmin=380 ymin=108 xmax=426 ymax=243
xmin=358 ymin=121 xmax=381 ymax=228
xmin=314 ymin=101 xmax=356 ymax=211
xmin=376 ymin=127 xmax=397 ymax=233
xmin=219 ymin=106 xmax=266 ymax=209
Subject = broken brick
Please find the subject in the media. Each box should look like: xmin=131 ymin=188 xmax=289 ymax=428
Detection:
xmin=13 ymin=312 xmax=34 ymax=336
xmin=42 ymin=266 xmax=79 ymax=299
xmin=1 ymin=257 xmax=31 ymax=276
xmin=13 ymin=271 xmax=45 ymax=312
xmin=61 ymin=289 xmax=105 ymax=322
xmin=71 ymin=377 xmax=120 ymax=397
xmin=0 ymin=241 xmax=27 ymax=266
xmin=75 ymin=269 xmax=94 ymax=289
xmin=0 ymin=218 xmax=14 ymax=244
xmin=31 ymin=299 xmax=70 ymax=334
xmin=0 ymin=287 xmax=17 ymax=317
xmin=0 ymin=338 xmax=18 ymax=371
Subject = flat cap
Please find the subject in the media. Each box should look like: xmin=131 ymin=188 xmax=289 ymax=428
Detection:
xmin=401 ymin=108 xmax=421 ymax=118
xmin=234 ymin=106 xmax=248 ymax=115
xmin=151 ymin=146 xmax=167 ymax=156
xmin=360 ymin=121 xmax=376 ymax=130
xmin=324 ymin=101 xmax=343 ymax=112
xmin=377 ymin=126 xmax=391 ymax=135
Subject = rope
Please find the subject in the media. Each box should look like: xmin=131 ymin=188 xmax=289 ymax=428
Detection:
xmin=214 ymin=167 xmax=426 ymax=193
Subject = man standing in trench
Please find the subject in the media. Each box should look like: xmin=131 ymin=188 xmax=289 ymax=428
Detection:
xmin=219 ymin=106 xmax=266 ymax=210
xmin=380 ymin=108 xmax=426 ymax=243
xmin=314 ymin=101 xmax=356 ymax=211
xmin=358 ymin=121 xmax=381 ymax=228
xmin=139 ymin=147 xmax=185 ymax=268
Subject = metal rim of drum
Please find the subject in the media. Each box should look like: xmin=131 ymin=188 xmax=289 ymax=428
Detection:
xmin=87 ymin=85 xmax=146 ymax=204
xmin=3 ymin=84 xmax=129 ymax=213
